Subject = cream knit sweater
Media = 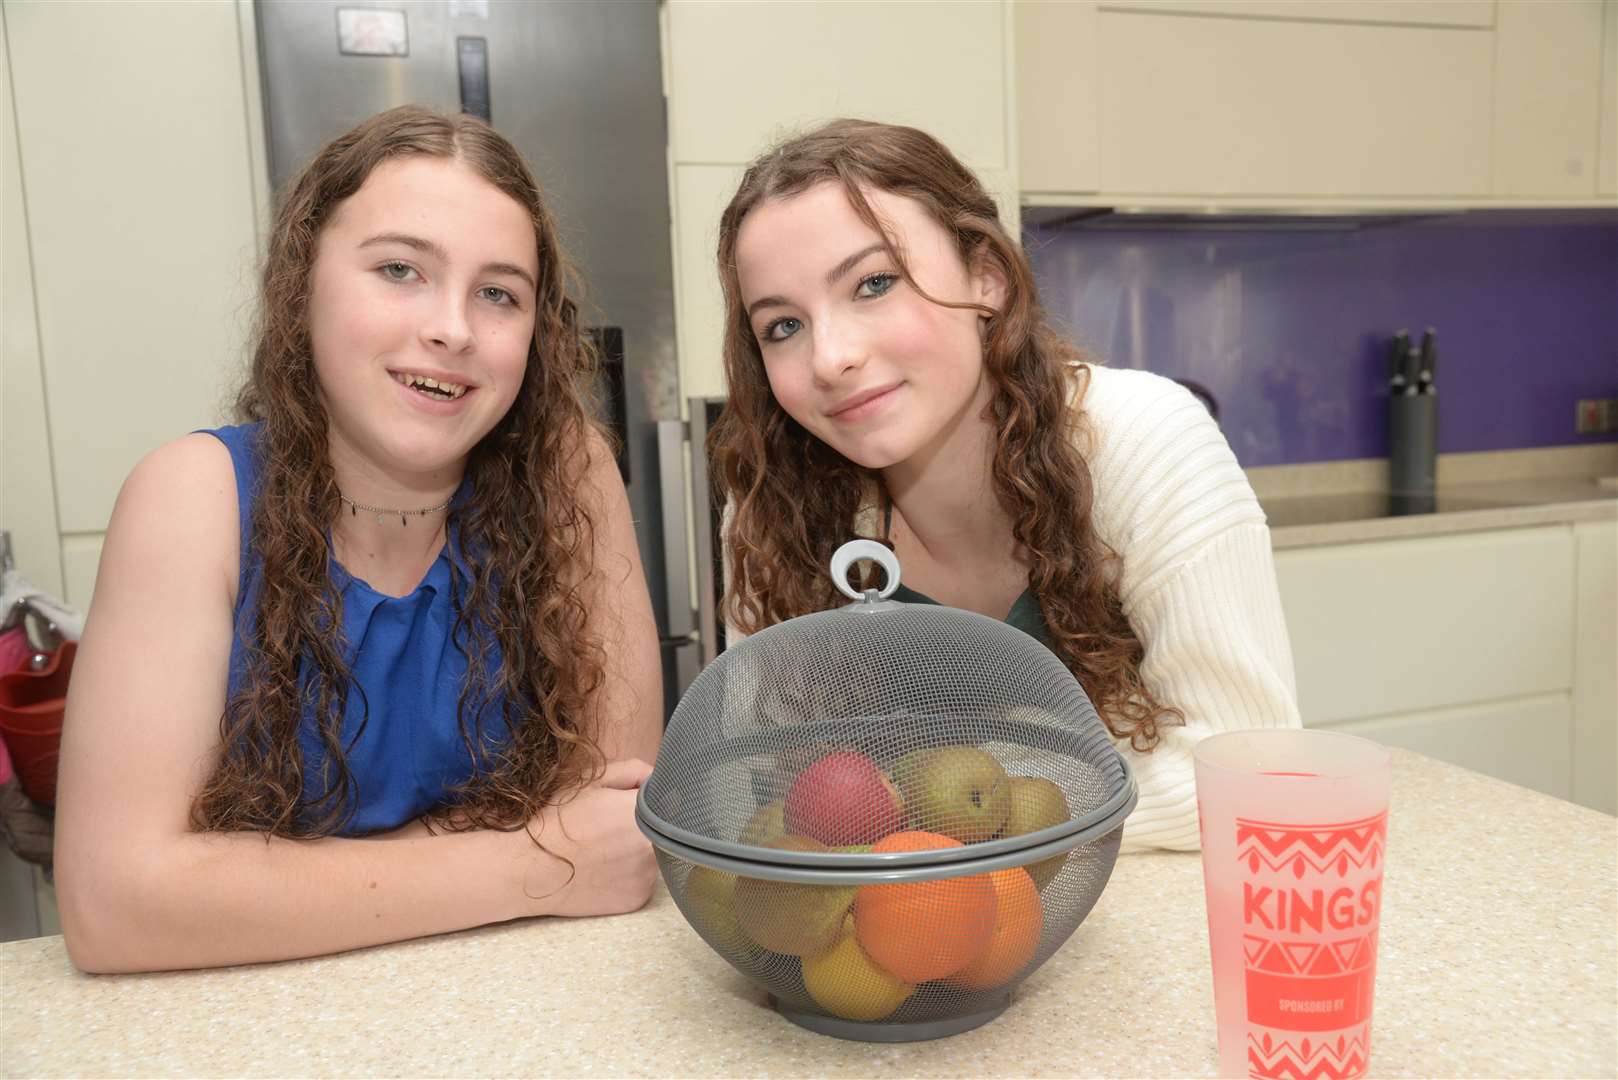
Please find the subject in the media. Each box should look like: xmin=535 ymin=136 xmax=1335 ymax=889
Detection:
xmin=720 ymin=364 xmax=1301 ymax=853
xmin=1076 ymin=365 xmax=1301 ymax=852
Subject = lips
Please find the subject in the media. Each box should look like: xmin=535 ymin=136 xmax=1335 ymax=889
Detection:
xmin=828 ymin=382 xmax=901 ymax=420
xmin=388 ymin=367 xmax=479 ymax=416
xmin=390 ymin=369 xmax=472 ymax=400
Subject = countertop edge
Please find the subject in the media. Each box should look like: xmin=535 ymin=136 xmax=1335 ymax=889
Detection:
xmin=1268 ymin=496 xmax=1616 ymax=549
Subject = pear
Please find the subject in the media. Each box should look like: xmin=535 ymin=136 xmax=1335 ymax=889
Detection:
xmin=893 ymin=746 xmax=1011 ymax=843
xmin=732 ymin=836 xmax=857 ymax=955
xmin=1001 ymin=776 xmax=1072 ymax=889
xmin=738 ymin=799 xmax=787 ymax=847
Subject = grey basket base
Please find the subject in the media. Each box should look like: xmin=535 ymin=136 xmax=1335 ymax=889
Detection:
xmin=772 ymin=993 xmax=1012 ymax=1043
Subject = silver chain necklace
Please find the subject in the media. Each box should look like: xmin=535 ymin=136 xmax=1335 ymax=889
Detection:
xmin=337 ymin=492 xmax=453 ymax=526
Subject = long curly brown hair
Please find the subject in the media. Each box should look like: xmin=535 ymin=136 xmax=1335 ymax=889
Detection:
xmin=192 ymin=106 xmax=609 ymax=835
xmin=710 ymin=119 xmax=1180 ymax=751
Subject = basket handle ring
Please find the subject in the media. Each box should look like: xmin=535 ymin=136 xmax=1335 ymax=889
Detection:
xmin=830 ymin=539 xmax=901 ymax=602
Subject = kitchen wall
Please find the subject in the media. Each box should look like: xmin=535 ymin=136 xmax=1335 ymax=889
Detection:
xmin=1024 ymin=213 xmax=1618 ymax=467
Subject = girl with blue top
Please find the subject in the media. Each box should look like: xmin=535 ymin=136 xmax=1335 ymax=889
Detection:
xmin=55 ymin=107 xmax=663 ymax=972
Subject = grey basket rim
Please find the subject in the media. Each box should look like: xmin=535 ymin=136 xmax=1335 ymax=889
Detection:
xmin=640 ymin=708 xmax=1133 ymax=870
xmin=636 ymin=750 xmax=1136 ymax=871
xmin=637 ymin=774 xmax=1137 ymax=885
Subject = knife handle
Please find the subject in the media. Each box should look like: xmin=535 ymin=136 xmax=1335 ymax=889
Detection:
xmin=1417 ymin=327 xmax=1437 ymax=393
xmin=1389 ymin=329 xmax=1411 ymax=391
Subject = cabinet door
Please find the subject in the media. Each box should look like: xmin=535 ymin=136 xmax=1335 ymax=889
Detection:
xmin=1601 ymin=0 xmax=1618 ymax=196
xmin=1572 ymin=520 xmax=1617 ymax=814
xmin=0 ymin=5 xmax=63 ymax=602
xmin=1321 ymin=693 xmax=1573 ymax=803
xmin=5 ymin=1 xmax=260 ymax=534
xmin=1016 ymin=0 xmax=1099 ymax=194
xmin=665 ymin=1 xmax=1009 ymax=172
xmin=1492 ymin=0 xmax=1604 ymax=196
xmin=1096 ymin=11 xmax=1493 ymax=196
xmin=1274 ymin=527 xmax=1576 ymax=727
xmin=671 ymin=164 xmax=746 ymax=404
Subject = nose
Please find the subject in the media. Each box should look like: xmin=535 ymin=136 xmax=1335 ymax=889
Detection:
xmin=419 ymin=291 xmax=473 ymax=354
xmin=809 ymin=316 xmax=867 ymax=386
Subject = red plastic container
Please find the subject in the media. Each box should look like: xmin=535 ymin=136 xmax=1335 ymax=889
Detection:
xmin=0 ymin=640 xmax=75 ymax=806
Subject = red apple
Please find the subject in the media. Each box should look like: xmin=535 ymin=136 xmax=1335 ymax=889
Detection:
xmin=784 ymin=750 xmax=905 ymax=846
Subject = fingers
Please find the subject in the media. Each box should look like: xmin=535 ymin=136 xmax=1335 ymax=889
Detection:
xmin=594 ymin=757 xmax=653 ymax=790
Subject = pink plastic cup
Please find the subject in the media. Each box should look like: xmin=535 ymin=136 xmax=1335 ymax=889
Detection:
xmin=1194 ymin=729 xmax=1392 ymax=1080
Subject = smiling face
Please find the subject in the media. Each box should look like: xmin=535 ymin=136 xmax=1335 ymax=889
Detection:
xmin=306 ymin=155 xmax=538 ymax=483
xmin=734 ymin=181 xmax=1005 ymax=473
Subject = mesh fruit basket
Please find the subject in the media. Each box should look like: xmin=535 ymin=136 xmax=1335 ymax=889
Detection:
xmin=636 ymin=541 xmax=1137 ymax=1042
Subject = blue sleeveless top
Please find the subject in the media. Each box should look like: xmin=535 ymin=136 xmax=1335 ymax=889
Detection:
xmin=206 ymin=424 xmax=512 ymax=835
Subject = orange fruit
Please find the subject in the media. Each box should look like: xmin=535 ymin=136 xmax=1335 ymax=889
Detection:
xmin=947 ymin=867 xmax=1044 ymax=990
xmin=853 ymin=830 xmax=996 ymax=984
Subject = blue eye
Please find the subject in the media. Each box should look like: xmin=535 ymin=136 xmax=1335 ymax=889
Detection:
xmin=761 ymin=316 xmax=802 ymax=343
xmin=478 ymin=285 xmax=516 ymax=306
xmin=856 ymin=272 xmax=898 ymax=299
xmin=379 ymin=261 xmax=418 ymax=283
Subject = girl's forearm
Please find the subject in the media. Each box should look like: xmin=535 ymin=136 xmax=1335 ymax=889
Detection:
xmin=57 ymin=821 xmax=564 ymax=973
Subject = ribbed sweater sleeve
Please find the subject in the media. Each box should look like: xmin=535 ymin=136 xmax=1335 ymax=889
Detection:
xmin=1079 ymin=367 xmax=1302 ymax=853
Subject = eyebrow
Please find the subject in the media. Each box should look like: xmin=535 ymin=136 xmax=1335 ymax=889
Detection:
xmin=359 ymin=232 xmax=537 ymax=292
xmin=744 ymin=242 xmax=888 ymax=319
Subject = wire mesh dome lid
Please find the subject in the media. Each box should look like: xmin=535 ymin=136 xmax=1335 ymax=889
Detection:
xmin=637 ymin=541 xmax=1138 ymax=1042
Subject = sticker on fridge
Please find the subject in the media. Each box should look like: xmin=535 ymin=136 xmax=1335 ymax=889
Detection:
xmin=336 ymin=9 xmax=408 ymax=57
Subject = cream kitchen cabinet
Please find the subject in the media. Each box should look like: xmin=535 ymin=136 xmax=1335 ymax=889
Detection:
xmin=1598 ymin=0 xmax=1618 ymax=195
xmin=1097 ymin=9 xmax=1492 ymax=199
xmin=1 ymin=0 xmax=267 ymax=607
xmin=1572 ymin=520 xmax=1617 ymax=813
xmin=1274 ymin=523 xmax=1617 ymax=813
xmin=662 ymin=0 xmax=1019 ymax=402
xmin=1015 ymin=0 xmax=1098 ymax=196
xmin=1017 ymin=0 xmax=1617 ymax=207
xmin=1 ymin=4 xmax=62 ymax=604
xmin=1099 ymin=1 xmax=1496 ymax=27
xmin=664 ymin=0 xmax=1009 ymax=177
xmin=1492 ymin=0 xmax=1608 ymax=197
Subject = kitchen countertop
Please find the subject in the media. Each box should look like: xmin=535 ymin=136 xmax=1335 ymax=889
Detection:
xmin=1248 ymin=446 xmax=1617 ymax=549
xmin=3 ymin=749 xmax=1613 ymax=1078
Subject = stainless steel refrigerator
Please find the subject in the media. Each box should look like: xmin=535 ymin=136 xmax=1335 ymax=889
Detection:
xmin=255 ymin=0 xmax=699 ymax=715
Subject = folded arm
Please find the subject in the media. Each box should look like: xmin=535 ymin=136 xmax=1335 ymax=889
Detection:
xmin=54 ymin=435 xmax=653 ymax=973
xmin=1115 ymin=521 xmax=1301 ymax=852
xmin=570 ymin=430 xmax=663 ymax=766
xmin=1080 ymin=370 xmax=1302 ymax=853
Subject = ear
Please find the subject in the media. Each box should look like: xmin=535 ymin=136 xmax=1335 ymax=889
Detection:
xmin=968 ymin=244 xmax=1009 ymax=316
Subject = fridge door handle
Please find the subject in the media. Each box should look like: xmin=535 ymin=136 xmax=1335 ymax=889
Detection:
xmin=671 ymin=639 xmax=702 ymax=705
xmin=686 ymin=398 xmax=720 ymax=665
xmin=655 ymin=419 xmax=695 ymax=639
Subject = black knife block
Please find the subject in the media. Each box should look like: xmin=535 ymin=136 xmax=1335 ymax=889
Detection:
xmin=1390 ymin=391 xmax=1438 ymax=495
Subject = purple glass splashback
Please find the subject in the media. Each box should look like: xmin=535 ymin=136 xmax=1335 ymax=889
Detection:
xmin=1023 ymin=215 xmax=1618 ymax=467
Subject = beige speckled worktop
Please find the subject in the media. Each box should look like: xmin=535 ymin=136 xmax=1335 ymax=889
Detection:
xmin=3 ymin=750 xmax=1613 ymax=1078
xmin=1248 ymin=445 xmax=1618 ymax=549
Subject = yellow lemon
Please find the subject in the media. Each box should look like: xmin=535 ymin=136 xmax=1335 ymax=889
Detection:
xmin=801 ymin=915 xmax=915 ymax=1022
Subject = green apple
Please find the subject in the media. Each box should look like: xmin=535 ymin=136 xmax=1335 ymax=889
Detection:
xmin=732 ymin=836 xmax=857 ymax=955
xmin=738 ymin=799 xmax=786 ymax=847
xmin=893 ymin=746 xmax=1012 ymax=843
xmin=1001 ymin=776 xmax=1072 ymax=889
